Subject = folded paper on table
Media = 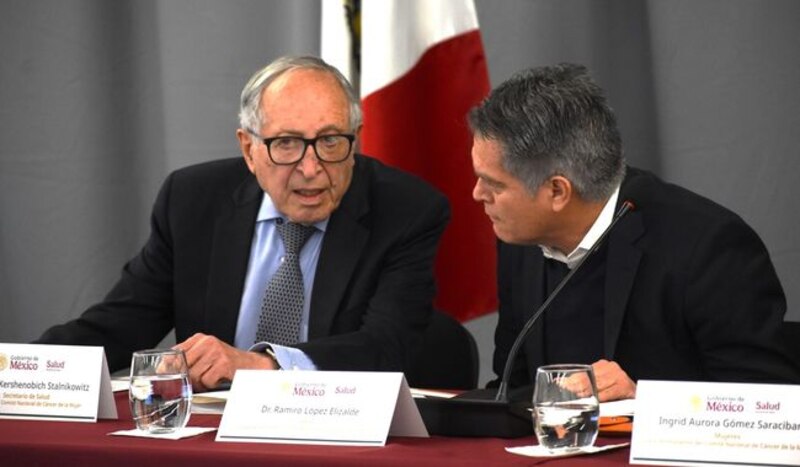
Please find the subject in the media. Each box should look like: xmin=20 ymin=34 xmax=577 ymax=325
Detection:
xmin=506 ymin=442 xmax=630 ymax=458
xmin=630 ymin=380 xmax=800 ymax=467
xmin=0 ymin=343 xmax=117 ymax=422
xmin=109 ymin=427 xmax=216 ymax=440
xmin=216 ymin=370 xmax=428 ymax=446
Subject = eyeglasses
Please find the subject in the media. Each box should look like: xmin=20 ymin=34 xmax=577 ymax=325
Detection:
xmin=248 ymin=130 xmax=355 ymax=165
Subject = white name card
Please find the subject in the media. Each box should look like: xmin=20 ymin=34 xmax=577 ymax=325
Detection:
xmin=631 ymin=380 xmax=800 ymax=466
xmin=216 ymin=370 xmax=428 ymax=446
xmin=0 ymin=343 xmax=117 ymax=422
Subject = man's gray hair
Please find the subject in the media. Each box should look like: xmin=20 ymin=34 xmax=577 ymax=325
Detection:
xmin=239 ymin=55 xmax=362 ymax=133
xmin=468 ymin=63 xmax=625 ymax=201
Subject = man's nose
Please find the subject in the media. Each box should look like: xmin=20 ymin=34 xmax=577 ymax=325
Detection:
xmin=472 ymin=180 xmax=487 ymax=202
xmin=296 ymin=144 xmax=321 ymax=177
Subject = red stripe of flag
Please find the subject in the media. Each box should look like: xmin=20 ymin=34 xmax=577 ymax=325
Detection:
xmin=361 ymin=30 xmax=497 ymax=321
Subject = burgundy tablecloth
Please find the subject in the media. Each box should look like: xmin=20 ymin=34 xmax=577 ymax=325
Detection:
xmin=0 ymin=392 xmax=632 ymax=466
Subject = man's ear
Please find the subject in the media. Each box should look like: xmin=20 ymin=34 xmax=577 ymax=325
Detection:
xmin=236 ymin=128 xmax=256 ymax=172
xmin=548 ymin=175 xmax=573 ymax=212
xmin=352 ymin=124 xmax=363 ymax=153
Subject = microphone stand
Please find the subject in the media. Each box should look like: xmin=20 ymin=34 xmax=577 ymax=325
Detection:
xmin=414 ymin=200 xmax=634 ymax=438
xmin=494 ymin=201 xmax=634 ymax=402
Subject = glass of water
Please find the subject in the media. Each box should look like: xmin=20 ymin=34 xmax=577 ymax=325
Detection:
xmin=129 ymin=348 xmax=192 ymax=433
xmin=533 ymin=364 xmax=599 ymax=452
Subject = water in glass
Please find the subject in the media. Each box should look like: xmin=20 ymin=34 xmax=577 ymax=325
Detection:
xmin=129 ymin=349 xmax=192 ymax=433
xmin=534 ymin=400 xmax=599 ymax=450
xmin=130 ymin=374 xmax=191 ymax=433
xmin=533 ymin=364 xmax=599 ymax=452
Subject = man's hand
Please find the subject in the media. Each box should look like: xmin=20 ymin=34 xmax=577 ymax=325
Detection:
xmin=174 ymin=333 xmax=278 ymax=392
xmin=591 ymin=359 xmax=636 ymax=402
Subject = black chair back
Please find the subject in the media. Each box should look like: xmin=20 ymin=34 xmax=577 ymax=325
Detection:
xmin=780 ymin=320 xmax=800 ymax=364
xmin=406 ymin=310 xmax=479 ymax=390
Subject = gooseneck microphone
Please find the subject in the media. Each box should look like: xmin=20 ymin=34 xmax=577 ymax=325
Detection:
xmin=494 ymin=200 xmax=635 ymax=403
xmin=414 ymin=199 xmax=635 ymax=438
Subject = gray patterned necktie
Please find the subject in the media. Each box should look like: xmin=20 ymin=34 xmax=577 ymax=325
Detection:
xmin=255 ymin=219 xmax=316 ymax=345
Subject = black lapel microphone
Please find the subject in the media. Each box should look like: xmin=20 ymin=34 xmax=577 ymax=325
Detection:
xmin=414 ymin=199 xmax=635 ymax=438
xmin=494 ymin=200 xmax=635 ymax=402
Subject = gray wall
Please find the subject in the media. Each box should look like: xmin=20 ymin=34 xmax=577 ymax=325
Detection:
xmin=2 ymin=1 xmax=799 ymax=387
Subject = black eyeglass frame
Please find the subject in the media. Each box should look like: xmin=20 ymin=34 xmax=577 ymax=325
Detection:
xmin=247 ymin=129 xmax=356 ymax=166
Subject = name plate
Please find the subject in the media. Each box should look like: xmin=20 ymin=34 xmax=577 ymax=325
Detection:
xmin=216 ymin=370 xmax=428 ymax=446
xmin=0 ymin=343 xmax=117 ymax=422
xmin=631 ymin=380 xmax=800 ymax=466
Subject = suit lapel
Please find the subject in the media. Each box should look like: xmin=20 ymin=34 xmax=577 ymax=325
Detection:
xmin=522 ymin=247 xmax=547 ymax=378
xmin=204 ymin=177 xmax=261 ymax=343
xmin=603 ymin=204 xmax=644 ymax=359
xmin=308 ymin=157 xmax=370 ymax=339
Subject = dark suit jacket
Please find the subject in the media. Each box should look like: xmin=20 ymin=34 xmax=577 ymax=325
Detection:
xmin=495 ymin=167 xmax=800 ymax=388
xmin=37 ymin=155 xmax=450 ymax=373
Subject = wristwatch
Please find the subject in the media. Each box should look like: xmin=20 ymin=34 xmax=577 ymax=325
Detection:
xmin=264 ymin=346 xmax=281 ymax=370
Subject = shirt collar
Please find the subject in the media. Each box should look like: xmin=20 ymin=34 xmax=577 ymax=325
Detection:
xmin=255 ymin=192 xmax=329 ymax=232
xmin=540 ymin=185 xmax=620 ymax=269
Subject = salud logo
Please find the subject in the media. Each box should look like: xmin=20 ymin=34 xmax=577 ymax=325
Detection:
xmin=0 ymin=353 xmax=8 ymax=372
xmin=755 ymin=400 xmax=781 ymax=413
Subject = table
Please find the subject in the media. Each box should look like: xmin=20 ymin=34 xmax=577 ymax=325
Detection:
xmin=0 ymin=392 xmax=632 ymax=466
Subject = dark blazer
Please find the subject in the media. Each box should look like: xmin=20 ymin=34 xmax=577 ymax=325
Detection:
xmin=37 ymin=155 xmax=450 ymax=373
xmin=495 ymin=167 xmax=800 ymax=387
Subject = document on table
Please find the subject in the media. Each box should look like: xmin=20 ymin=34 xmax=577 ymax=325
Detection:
xmin=192 ymin=390 xmax=230 ymax=415
xmin=111 ymin=377 xmax=130 ymax=392
xmin=409 ymin=388 xmax=457 ymax=399
xmin=600 ymin=398 xmax=635 ymax=417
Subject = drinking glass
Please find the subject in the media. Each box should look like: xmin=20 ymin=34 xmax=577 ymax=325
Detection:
xmin=533 ymin=364 xmax=599 ymax=452
xmin=129 ymin=348 xmax=192 ymax=433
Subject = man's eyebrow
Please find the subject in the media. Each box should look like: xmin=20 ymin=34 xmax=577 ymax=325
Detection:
xmin=315 ymin=124 xmax=349 ymax=134
xmin=271 ymin=124 xmax=348 ymax=137
xmin=476 ymin=172 xmax=505 ymax=188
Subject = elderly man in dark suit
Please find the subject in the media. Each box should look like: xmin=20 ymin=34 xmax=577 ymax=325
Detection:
xmin=37 ymin=56 xmax=449 ymax=391
xmin=469 ymin=63 xmax=800 ymax=402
